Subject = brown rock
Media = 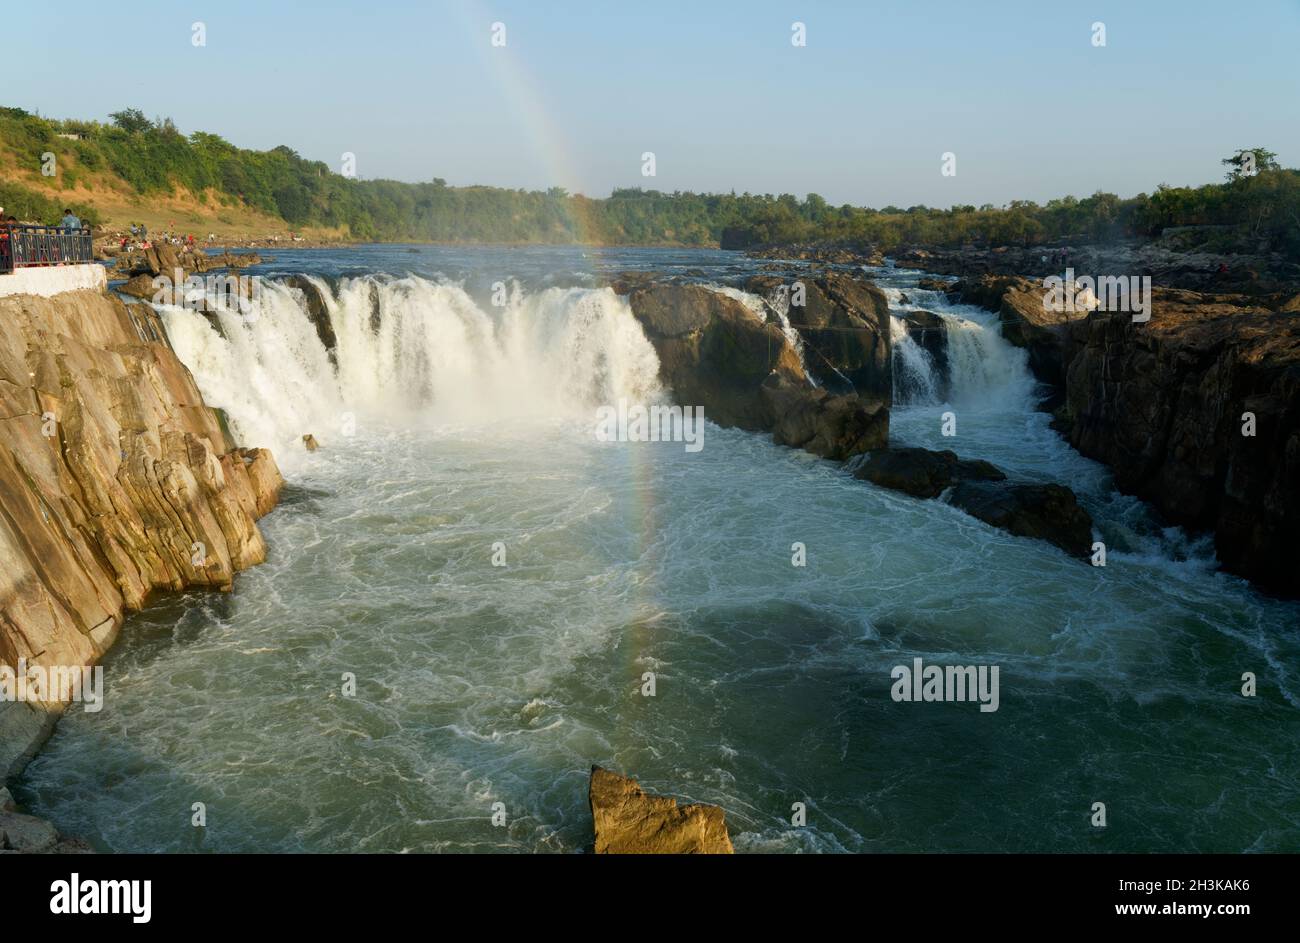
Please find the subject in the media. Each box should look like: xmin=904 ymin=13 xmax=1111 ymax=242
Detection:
xmin=0 ymin=288 xmax=283 ymax=778
xmin=589 ymin=766 xmax=734 ymax=854
xmin=117 ymin=273 xmax=158 ymax=299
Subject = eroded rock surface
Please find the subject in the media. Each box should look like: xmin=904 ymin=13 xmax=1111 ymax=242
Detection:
xmin=589 ymin=766 xmax=733 ymax=854
xmin=0 ymin=288 xmax=283 ymax=779
xmin=959 ymin=275 xmax=1300 ymax=592
xmin=623 ymin=280 xmax=888 ymax=459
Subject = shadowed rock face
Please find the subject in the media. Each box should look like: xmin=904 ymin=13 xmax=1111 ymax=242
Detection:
xmin=0 ymin=288 xmax=283 ymax=779
xmin=281 ymin=274 xmax=338 ymax=358
xmin=746 ymin=272 xmax=893 ymax=401
xmin=623 ymin=280 xmax=889 ymax=459
xmin=957 ymin=275 xmax=1300 ymax=594
xmin=947 ymin=481 xmax=1095 ymax=559
xmin=850 ymin=447 xmax=1004 ymax=499
xmin=794 ymin=273 xmax=893 ymax=401
xmin=1060 ymin=295 xmax=1300 ymax=593
xmin=589 ymin=766 xmax=733 ymax=854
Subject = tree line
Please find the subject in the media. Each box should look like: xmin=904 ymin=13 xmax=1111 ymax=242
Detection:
xmin=1 ymin=107 xmax=1294 ymax=255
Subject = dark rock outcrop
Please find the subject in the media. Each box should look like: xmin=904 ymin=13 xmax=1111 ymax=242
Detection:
xmin=623 ymin=281 xmax=889 ymax=459
xmin=892 ymin=240 xmax=1300 ymax=296
xmin=850 ymin=447 xmax=1004 ymax=498
xmin=589 ymin=766 xmax=733 ymax=854
xmin=750 ymin=272 xmax=893 ymax=401
xmin=849 ymin=447 xmax=1091 ymax=557
xmin=947 ymin=481 xmax=1095 ymax=558
xmin=1058 ymin=295 xmax=1300 ymax=592
xmin=762 ymin=372 xmax=888 ymax=460
xmin=281 ymin=274 xmax=338 ymax=356
xmin=898 ymin=309 xmax=950 ymax=391
xmin=958 ymin=272 xmax=1300 ymax=592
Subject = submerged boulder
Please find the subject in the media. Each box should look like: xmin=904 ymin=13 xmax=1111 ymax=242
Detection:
xmin=0 ymin=809 xmax=92 ymax=853
xmin=947 ymin=480 xmax=1094 ymax=558
xmin=589 ymin=766 xmax=733 ymax=854
xmin=850 ymin=447 xmax=1004 ymax=498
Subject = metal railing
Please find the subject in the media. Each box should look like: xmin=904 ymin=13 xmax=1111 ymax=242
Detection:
xmin=0 ymin=224 xmax=94 ymax=273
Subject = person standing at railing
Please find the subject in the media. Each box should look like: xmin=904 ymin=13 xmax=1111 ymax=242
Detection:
xmin=60 ymin=208 xmax=83 ymax=230
xmin=0 ymin=217 xmax=11 ymax=272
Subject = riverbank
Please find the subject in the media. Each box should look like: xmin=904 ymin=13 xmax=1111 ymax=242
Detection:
xmin=0 ymin=275 xmax=283 ymax=836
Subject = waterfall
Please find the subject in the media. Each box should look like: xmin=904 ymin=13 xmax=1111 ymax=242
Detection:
xmin=157 ymin=276 xmax=664 ymax=469
xmin=889 ymin=315 xmax=940 ymax=403
xmin=882 ymin=287 xmax=1035 ymax=407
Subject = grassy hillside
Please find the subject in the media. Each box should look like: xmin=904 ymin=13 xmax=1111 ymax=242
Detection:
xmin=2 ymin=106 xmax=1295 ymax=254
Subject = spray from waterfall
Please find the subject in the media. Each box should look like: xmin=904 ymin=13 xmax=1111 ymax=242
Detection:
xmin=158 ymin=276 xmax=664 ymax=470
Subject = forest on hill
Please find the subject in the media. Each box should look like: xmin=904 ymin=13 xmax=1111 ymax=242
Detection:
xmin=1 ymin=106 xmax=1295 ymax=254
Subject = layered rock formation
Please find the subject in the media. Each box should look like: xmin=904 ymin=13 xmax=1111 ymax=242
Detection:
xmin=589 ymin=766 xmax=733 ymax=854
xmin=747 ymin=271 xmax=893 ymax=399
xmin=1060 ymin=294 xmax=1299 ymax=592
xmin=113 ymin=245 xmax=265 ymax=299
xmin=622 ymin=279 xmax=889 ymax=460
xmin=959 ymin=276 xmax=1300 ymax=593
xmin=0 ymin=286 xmax=282 ymax=779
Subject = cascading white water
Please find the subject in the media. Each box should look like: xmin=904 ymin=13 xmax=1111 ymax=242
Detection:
xmin=882 ymin=286 xmax=1035 ymax=407
xmin=889 ymin=315 xmax=940 ymax=403
xmin=158 ymin=277 xmax=664 ymax=469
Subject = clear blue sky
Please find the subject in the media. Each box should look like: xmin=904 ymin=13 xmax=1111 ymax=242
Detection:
xmin=9 ymin=0 xmax=1298 ymax=207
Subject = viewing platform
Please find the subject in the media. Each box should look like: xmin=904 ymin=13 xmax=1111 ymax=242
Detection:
xmin=0 ymin=224 xmax=104 ymax=297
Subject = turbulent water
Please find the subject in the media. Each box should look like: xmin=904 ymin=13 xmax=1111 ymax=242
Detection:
xmin=17 ymin=248 xmax=1300 ymax=853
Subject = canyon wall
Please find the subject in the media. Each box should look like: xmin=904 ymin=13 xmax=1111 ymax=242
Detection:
xmin=0 ymin=278 xmax=282 ymax=780
xmin=957 ymin=274 xmax=1300 ymax=595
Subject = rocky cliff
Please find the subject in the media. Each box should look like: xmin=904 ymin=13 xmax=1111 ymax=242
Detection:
xmin=1059 ymin=293 xmax=1299 ymax=593
xmin=622 ymin=276 xmax=890 ymax=460
xmin=0 ymin=286 xmax=282 ymax=780
xmin=957 ymin=275 xmax=1300 ymax=594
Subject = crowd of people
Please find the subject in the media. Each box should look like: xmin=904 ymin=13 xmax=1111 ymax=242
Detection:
xmin=116 ymin=221 xmax=205 ymax=253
